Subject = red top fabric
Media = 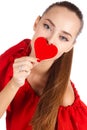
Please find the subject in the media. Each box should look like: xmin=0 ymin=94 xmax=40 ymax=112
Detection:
xmin=0 ymin=39 xmax=87 ymax=130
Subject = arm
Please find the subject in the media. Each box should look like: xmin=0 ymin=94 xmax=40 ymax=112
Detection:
xmin=0 ymin=56 xmax=38 ymax=118
xmin=0 ymin=79 xmax=19 ymax=118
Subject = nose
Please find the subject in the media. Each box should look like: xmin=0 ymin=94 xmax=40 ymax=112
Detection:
xmin=47 ymin=34 xmax=57 ymax=44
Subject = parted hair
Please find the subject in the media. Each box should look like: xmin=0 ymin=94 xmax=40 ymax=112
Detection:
xmin=31 ymin=1 xmax=83 ymax=130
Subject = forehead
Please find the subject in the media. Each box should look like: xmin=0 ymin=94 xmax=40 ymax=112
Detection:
xmin=44 ymin=6 xmax=78 ymax=19
xmin=42 ymin=7 xmax=81 ymax=35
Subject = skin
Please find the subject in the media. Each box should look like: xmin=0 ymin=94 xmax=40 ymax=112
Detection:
xmin=0 ymin=6 xmax=81 ymax=117
xmin=28 ymin=6 xmax=81 ymax=96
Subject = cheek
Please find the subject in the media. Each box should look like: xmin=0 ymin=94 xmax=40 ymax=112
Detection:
xmin=34 ymin=26 xmax=51 ymax=38
xmin=58 ymin=42 xmax=73 ymax=53
xmin=53 ymin=50 xmax=64 ymax=60
xmin=35 ymin=25 xmax=44 ymax=34
xmin=52 ymin=44 xmax=67 ymax=59
xmin=64 ymin=44 xmax=73 ymax=53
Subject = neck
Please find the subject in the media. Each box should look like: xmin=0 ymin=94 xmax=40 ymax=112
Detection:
xmin=27 ymin=68 xmax=49 ymax=96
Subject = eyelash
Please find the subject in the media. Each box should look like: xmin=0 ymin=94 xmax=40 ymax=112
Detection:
xmin=43 ymin=23 xmax=51 ymax=30
xmin=59 ymin=36 xmax=69 ymax=41
xmin=43 ymin=23 xmax=69 ymax=41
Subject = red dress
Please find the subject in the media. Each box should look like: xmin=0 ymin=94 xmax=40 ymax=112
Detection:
xmin=0 ymin=39 xmax=87 ymax=130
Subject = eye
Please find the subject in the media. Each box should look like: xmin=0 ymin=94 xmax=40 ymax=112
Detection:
xmin=43 ymin=24 xmax=50 ymax=30
xmin=59 ymin=36 xmax=69 ymax=41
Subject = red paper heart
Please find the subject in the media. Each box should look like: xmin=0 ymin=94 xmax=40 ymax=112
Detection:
xmin=34 ymin=37 xmax=58 ymax=60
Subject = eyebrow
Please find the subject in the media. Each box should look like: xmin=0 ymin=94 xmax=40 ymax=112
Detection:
xmin=45 ymin=19 xmax=55 ymax=27
xmin=45 ymin=19 xmax=72 ymax=38
xmin=62 ymin=31 xmax=72 ymax=38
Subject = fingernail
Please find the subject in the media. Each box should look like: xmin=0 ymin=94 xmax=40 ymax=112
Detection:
xmin=37 ymin=59 xmax=41 ymax=62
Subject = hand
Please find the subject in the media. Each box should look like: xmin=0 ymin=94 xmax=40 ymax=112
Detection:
xmin=12 ymin=56 xmax=38 ymax=88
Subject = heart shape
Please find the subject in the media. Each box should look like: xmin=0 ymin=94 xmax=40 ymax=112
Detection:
xmin=34 ymin=37 xmax=58 ymax=61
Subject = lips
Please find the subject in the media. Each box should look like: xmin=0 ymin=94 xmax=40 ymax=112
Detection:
xmin=34 ymin=37 xmax=58 ymax=61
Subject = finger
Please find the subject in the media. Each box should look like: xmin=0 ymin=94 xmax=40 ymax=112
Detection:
xmin=19 ymin=64 xmax=33 ymax=72
xmin=14 ymin=61 xmax=33 ymax=68
xmin=13 ymin=70 xmax=31 ymax=86
xmin=13 ymin=63 xmax=33 ymax=74
xmin=15 ymin=56 xmax=38 ymax=63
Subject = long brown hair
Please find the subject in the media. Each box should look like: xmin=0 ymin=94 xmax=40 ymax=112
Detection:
xmin=31 ymin=1 xmax=83 ymax=130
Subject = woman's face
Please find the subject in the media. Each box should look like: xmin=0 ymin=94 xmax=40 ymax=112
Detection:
xmin=31 ymin=6 xmax=81 ymax=61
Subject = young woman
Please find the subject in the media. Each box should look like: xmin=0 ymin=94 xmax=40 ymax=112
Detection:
xmin=0 ymin=1 xmax=87 ymax=130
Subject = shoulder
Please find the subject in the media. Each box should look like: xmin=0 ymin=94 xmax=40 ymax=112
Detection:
xmin=0 ymin=38 xmax=31 ymax=73
xmin=62 ymin=81 xmax=75 ymax=107
xmin=0 ymin=38 xmax=30 ymax=59
xmin=4 ymin=39 xmax=30 ymax=54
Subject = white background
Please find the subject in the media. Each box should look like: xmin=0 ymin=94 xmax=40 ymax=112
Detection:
xmin=0 ymin=0 xmax=87 ymax=129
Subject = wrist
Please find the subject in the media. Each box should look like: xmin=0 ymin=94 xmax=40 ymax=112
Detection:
xmin=10 ymin=78 xmax=21 ymax=90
